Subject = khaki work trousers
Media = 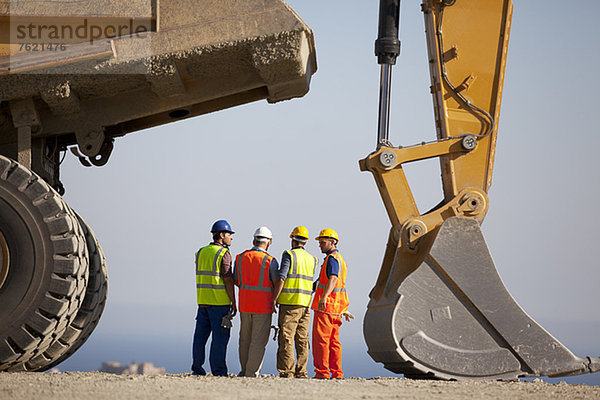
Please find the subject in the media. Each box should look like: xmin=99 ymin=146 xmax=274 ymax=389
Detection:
xmin=277 ymin=305 xmax=310 ymax=378
xmin=238 ymin=312 xmax=272 ymax=377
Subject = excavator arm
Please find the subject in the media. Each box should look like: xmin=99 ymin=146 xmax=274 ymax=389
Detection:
xmin=360 ymin=0 xmax=600 ymax=380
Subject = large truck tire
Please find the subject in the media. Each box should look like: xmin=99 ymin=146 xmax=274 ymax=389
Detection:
xmin=41 ymin=213 xmax=108 ymax=371
xmin=0 ymin=155 xmax=89 ymax=372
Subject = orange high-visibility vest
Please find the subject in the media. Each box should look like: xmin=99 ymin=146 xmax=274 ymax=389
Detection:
xmin=311 ymin=250 xmax=349 ymax=315
xmin=235 ymin=249 xmax=274 ymax=314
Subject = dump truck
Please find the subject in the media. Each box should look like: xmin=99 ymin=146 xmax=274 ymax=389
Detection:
xmin=0 ymin=0 xmax=316 ymax=372
xmin=0 ymin=0 xmax=598 ymax=380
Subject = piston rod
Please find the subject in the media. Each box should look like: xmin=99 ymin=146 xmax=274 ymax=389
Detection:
xmin=375 ymin=0 xmax=401 ymax=148
xmin=377 ymin=64 xmax=393 ymax=146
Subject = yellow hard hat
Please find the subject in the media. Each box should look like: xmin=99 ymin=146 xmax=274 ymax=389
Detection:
xmin=290 ymin=226 xmax=309 ymax=240
xmin=315 ymin=228 xmax=339 ymax=242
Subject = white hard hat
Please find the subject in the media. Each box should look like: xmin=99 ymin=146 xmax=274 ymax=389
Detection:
xmin=253 ymin=226 xmax=273 ymax=241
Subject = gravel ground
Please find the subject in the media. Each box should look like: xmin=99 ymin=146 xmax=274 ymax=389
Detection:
xmin=0 ymin=372 xmax=599 ymax=400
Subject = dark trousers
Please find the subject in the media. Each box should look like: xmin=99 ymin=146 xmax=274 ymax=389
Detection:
xmin=192 ymin=305 xmax=231 ymax=376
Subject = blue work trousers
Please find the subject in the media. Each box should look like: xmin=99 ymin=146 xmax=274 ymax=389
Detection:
xmin=192 ymin=305 xmax=231 ymax=376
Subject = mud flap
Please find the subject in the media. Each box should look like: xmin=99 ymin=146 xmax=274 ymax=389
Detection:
xmin=364 ymin=217 xmax=597 ymax=380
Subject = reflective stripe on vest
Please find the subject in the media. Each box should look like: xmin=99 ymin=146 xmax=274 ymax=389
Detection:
xmin=236 ymin=250 xmax=274 ymax=314
xmin=311 ymin=250 xmax=349 ymax=315
xmin=278 ymin=248 xmax=317 ymax=307
xmin=196 ymin=244 xmax=231 ymax=306
xmin=316 ymin=283 xmax=347 ymax=293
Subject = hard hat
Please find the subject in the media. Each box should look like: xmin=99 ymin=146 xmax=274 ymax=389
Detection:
xmin=211 ymin=219 xmax=234 ymax=234
xmin=315 ymin=228 xmax=339 ymax=242
xmin=289 ymin=226 xmax=309 ymax=240
xmin=253 ymin=226 xmax=273 ymax=240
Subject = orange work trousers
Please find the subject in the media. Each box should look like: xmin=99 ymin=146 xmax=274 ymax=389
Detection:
xmin=312 ymin=311 xmax=343 ymax=379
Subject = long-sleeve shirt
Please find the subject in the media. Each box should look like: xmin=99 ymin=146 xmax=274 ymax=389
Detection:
xmin=210 ymin=241 xmax=233 ymax=278
xmin=278 ymin=251 xmax=292 ymax=281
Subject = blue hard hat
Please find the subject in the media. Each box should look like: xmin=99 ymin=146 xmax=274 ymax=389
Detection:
xmin=211 ymin=219 xmax=234 ymax=234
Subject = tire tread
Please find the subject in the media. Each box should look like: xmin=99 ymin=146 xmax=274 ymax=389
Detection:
xmin=0 ymin=155 xmax=88 ymax=372
xmin=41 ymin=214 xmax=108 ymax=371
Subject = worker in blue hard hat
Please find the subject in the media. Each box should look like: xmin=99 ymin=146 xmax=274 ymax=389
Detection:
xmin=192 ymin=219 xmax=236 ymax=376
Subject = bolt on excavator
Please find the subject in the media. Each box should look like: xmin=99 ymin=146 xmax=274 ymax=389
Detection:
xmin=0 ymin=0 xmax=598 ymax=380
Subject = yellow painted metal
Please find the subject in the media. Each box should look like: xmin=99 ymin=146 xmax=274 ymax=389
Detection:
xmin=424 ymin=0 xmax=513 ymax=199
xmin=370 ymin=166 xmax=418 ymax=227
xmin=360 ymin=0 xmax=512 ymax=299
xmin=361 ymin=137 xmax=466 ymax=171
xmin=361 ymin=0 xmax=511 ymax=231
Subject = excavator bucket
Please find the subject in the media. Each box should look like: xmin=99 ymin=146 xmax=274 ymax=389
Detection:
xmin=364 ymin=217 xmax=600 ymax=380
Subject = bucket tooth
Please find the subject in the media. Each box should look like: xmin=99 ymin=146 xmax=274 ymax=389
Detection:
xmin=586 ymin=357 xmax=600 ymax=374
xmin=364 ymin=217 xmax=593 ymax=380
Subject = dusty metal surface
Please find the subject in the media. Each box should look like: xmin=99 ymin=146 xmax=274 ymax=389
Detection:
xmin=0 ymin=0 xmax=152 ymax=17
xmin=364 ymin=217 xmax=600 ymax=380
xmin=0 ymin=0 xmax=317 ymax=164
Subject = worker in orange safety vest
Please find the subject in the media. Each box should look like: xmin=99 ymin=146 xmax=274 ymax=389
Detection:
xmin=233 ymin=226 xmax=279 ymax=377
xmin=311 ymin=228 xmax=354 ymax=379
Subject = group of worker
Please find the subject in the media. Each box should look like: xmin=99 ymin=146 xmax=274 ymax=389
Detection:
xmin=192 ymin=220 xmax=352 ymax=379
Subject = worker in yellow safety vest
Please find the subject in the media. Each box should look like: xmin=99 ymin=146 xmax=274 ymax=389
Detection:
xmin=272 ymin=226 xmax=318 ymax=378
xmin=192 ymin=219 xmax=237 ymax=377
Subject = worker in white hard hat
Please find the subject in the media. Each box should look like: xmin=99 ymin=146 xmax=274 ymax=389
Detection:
xmin=233 ymin=226 xmax=280 ymax=377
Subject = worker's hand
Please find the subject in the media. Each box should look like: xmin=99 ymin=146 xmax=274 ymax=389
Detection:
xmin=318 ymin=295 xmax=327 ymax=311
xmin=230 ymin=303 xmax=237 ymax=317
xmin=342 ymin=312 xmax=355 ymax=322
xmin=272 ymin=300 xmax=278 ymax=313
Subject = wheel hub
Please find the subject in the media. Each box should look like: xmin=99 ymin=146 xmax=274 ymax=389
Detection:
xmin=0 ymin=230 xmax=9 ymax=289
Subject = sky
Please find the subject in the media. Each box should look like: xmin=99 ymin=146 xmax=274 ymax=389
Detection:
xmin=54 ymin=0 xmax=599 ymax=384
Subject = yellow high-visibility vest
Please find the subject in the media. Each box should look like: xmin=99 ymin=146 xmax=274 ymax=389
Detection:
xmin=277 ymin=248 xmax=317 ymax=307
xmin=196 ymin=244 xmax=231 ymax=305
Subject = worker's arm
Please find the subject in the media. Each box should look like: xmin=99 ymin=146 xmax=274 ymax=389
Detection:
xmin=342 ymin=311 xmax=355 ymax=322
xmin=272 ymin=278 xmax=285 ymax=312
xmin=232 ymin=256 xmax=241 ymax=287
xmin=272 ymin=251 xmax=291 ymax=312
xmin=318 ymin=275 xmax=338 ymax=311
xmin=223 ymin=275 xmax=237 ymax=317
xmin=220 ymin=250 xmax=237 ymax=316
